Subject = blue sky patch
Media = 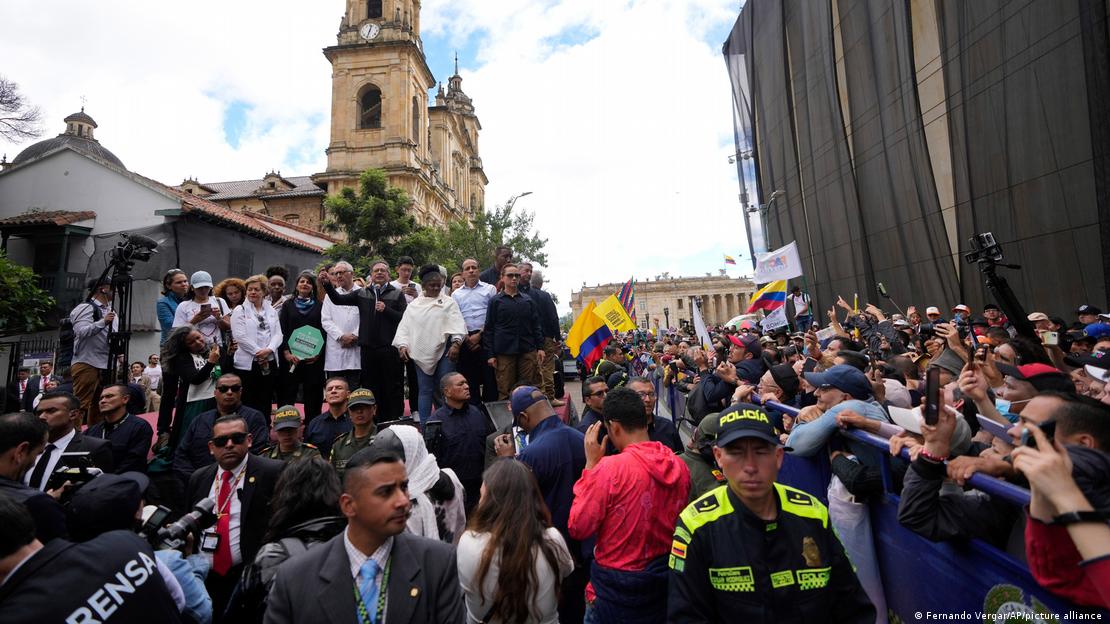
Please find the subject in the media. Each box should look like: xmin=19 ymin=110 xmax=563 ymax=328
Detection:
xmin=222 ymin=100 xmax=253 ymax=148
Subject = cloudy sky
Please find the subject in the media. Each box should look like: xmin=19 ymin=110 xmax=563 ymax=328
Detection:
xmin=1 ymin=0 xmax=758 ymax=313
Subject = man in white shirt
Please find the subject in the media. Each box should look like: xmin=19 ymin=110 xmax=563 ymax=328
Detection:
xmin=185 ymin=415 xmax=282 ymax=621
xmin=70 ymin=277 xmax=118 ymax=426
xmin=451 ymin=258 xmax=498 ymax=404
xmin=143 ymin=354 xmax=163 ymax=393
xmin=321 ymin=261 xmax=362 ymax=391
xmin=789 ymin=286 xmax=813 ymax=332
xmin=25 ymin=392 xmax=113 ymax=490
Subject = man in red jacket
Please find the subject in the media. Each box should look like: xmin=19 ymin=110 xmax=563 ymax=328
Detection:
xmin=569 ymin=386 xmax=691 ymax=624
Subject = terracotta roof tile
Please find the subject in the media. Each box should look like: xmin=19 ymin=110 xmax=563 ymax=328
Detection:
xmin=0 ymin=210 xmax=96 ymax=227
xmin=181 ymin=175 xmax=325 ymax=201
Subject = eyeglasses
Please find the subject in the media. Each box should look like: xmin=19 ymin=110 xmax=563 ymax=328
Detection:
xmin=216 ymin=384 xmax=243 ymax=393
xmin=635 ymin=391 xmax=656 ymax=399
xmin=586 ymin=389 xmax=608 ymax=398
xmin=211 ymin=432 xmax=248 ymax=447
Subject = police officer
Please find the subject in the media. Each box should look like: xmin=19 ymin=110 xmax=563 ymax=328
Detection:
xmin=679 ymin=412 xmax=727 ymax=502
xmin=668 ymin=403 xmax=875 ymax=623
xmin=329 ymin=388 xmax=377 ymax=479
xmin=262 ymin=405 xmax=321 ymax=463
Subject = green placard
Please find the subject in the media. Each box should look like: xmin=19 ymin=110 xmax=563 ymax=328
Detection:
xmin=288 ymin=326 xmax=325 ymax=360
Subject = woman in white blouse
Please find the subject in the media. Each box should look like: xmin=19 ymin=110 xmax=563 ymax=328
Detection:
xmin=392 ymin=264 xmax=467 ymax=422
xmin=456 ymin=459 xmax=573 ymax=624
xmin=232 ymin=273 xmax=282 ymax=420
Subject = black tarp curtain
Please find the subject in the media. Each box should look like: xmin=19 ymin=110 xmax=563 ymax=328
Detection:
xmin=725 ymin=0 xmax=1110 ymax=316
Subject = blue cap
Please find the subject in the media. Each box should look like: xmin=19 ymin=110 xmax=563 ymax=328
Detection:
xmin=510 ymin=386 xmax=546 ymax=415
xmin=1085 ymin=323 xmax=1110 ymax=339
xmin=802 ymin=364 xmax=872 ymax=400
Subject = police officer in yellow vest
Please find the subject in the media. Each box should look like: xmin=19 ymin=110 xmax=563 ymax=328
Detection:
xmin=668 ymin=403 xmax=875 ymax=623
xmin=328 ymin=388 xmax=377 ymax=479
xmin=262 ymin=404 xmax=321 ymax=462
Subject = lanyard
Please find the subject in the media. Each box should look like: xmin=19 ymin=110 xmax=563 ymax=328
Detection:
xmin=354 ymin=557 xmax=391 ymax=624
xmin=215 ymin=467 xmax=247 ymax=518
xmin=99 ymin=414 xmax=128 ymax=438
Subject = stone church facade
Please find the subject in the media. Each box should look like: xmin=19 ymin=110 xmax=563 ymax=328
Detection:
xmin=178 ymin=0 xmax=487 ymax=230
xmin=571 ymin=275 xmax=758 ymax=330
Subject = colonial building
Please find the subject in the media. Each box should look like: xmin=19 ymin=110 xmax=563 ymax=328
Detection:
xmin=178 ymin=172 xmax=328 ymax=231
xmin=571 ymin=274 xmax=758 ymax=330
xmin=312 ymin=0 xmax=488 ymax=226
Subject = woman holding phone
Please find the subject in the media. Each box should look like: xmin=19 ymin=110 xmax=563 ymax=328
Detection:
xmin=172 ymin=270 xmax=230 ymax=348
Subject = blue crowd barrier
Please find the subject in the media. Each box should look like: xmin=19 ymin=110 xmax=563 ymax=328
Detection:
xmin=761 ymin=400 xmax=1108 ymax=620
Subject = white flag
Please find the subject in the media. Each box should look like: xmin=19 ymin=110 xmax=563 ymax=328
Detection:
xmin=692 ymin=299 xmax=713 ymax=352
xmin=760 ymin=307 xmax=789 ymax=332
xmin=754 ymin=241 xmax=804 ymax=283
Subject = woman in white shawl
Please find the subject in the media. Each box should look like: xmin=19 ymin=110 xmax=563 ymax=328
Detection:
xmin=373 ymin=424 xmax=467 ymax=543
xmin=393 ymin=264 xmax=467 ymax=422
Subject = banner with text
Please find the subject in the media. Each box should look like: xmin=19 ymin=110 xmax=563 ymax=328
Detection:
xmin=755 ymin=241 xmax=804 ymax=283
xmin=760 ymin=307 xmax=789 ymax=332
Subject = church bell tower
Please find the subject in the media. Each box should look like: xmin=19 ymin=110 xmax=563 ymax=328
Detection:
xmin=314 ymin=0 xmax=435 ymax=199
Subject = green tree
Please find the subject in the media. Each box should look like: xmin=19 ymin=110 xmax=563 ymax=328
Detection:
xmin=430 ymin=201 xmax=548 ymax=274
xmin=0 ymin=250 xmax=55 ymax=336
xmin=322 ymin=169 xmax=439 ymax=273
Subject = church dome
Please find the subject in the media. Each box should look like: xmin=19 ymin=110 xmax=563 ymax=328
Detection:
xmin=11 ymin=109 xmax=125 ymax=170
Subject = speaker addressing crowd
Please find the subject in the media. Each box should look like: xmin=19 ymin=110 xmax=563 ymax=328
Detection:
xmin=2 ymin=242 xmax=1110 ymax=622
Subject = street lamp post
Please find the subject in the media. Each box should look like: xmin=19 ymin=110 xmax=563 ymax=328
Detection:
xmin=663 ymin=307 xmax=670 ymax=330
xmin=506 ymin=191 xmax=533 ymax=212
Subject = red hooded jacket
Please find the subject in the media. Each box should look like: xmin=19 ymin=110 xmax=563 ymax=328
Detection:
xmin=568 ymin=440 xmax=691 ymax=570
xmin=1026 ymin=518 xmax=1110 ymax=608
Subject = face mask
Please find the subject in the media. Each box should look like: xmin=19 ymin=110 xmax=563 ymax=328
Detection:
xmin=994 ymin=398 xmax=1031 ymax=422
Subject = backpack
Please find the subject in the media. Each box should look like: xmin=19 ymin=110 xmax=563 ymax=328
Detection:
xmin=56 ymin=300 xmax=101 ymax=370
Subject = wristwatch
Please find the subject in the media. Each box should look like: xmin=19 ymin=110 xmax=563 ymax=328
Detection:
xmin=1050 ymin=510 xmax=1106 ymax=526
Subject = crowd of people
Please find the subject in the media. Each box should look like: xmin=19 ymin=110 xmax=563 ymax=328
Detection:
xmin=1 ymin=243 xmax=1109 ymax=622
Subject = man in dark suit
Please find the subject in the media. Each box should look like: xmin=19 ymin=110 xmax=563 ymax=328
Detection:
xmin=319 ymin=262 xmax=408 ymax=422
xmin=265 ymin=446 xmax=465 ymax=624
xmin=173 ymin=373 xmax=270 ymax=484
xmin=21 ymin=361 xmax=58 ymax=412
xmin=187 ymin=414 xmax=283 ymax=622
xmin=5 ymin=368 xmax=31 ymax=412
xmin=0 ymin=412 xmax=67 ymax=543
xmin=25 ymin=392 xmax=113 ymax=490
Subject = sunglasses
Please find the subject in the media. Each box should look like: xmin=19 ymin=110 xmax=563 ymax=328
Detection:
xmin=504 ymin=273 xmax=521 ymax=279
xmin=216 ymin=384 xmax=243 ymax=393
xmin=211 ymin=432 xmax=248 ymax=447
xmin=256 ymin=314 xmax=268 ymax=330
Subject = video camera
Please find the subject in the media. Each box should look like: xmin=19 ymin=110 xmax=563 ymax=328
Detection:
xmin=963 ymin=232 xmax=1004 ymax=265
xmin=138 ymin=498 xmax=217 ymax=550
xmin=109 ymin=233 xmax=158 ymax=269
xmin=45 ymin=452 xmax=104 ymax=493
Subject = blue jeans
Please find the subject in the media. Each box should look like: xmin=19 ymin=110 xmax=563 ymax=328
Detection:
xmin=414 ymin=352 xmax=455 ymax=421
xmin=795 ymin=314 xmax=813 ymax=332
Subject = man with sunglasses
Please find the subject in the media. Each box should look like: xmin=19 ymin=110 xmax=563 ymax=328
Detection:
xmin=576 ymin=376 xmax=609 ymax=434
xmin=173 ymin=373 xmax=270 ymax=485
xmin=482 ymin=263 xmax=546 ymax=400
xmin=186 ymin=414 xmax=283 ymax=621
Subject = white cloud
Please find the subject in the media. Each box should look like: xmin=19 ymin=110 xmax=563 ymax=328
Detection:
xmin=1 ymin=0 xmax=748 ymax=313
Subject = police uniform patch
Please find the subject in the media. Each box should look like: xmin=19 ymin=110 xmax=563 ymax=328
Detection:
xmin=671 ymin=540 xmax=687 ymax=560
xmin=711 ymin=469 xmax=726 ymax=483
xmin=785 ymin=490 xmax=814 ymax=507
xmin=802 ymin=536 xmax=821 ymax=567
xmin=797 ymin=567 xmax=831 ymax=590
xmin=693 ymin=496 xmax=720 ymax=514
xmin=770 ymin=570 xmax=795 ymax=589
xmin=709 ymin=567 xmax=755 ymax=592
xmin=674 ymin=526 xmax=692 ymax=543
xmin=669 ymin=555 xmax=686 ymax=572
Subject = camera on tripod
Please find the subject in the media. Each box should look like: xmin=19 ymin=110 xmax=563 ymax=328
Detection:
xmin=964 ymin=232 xmax=1004 ymax=265
xmin=109 ymin=233 xmax=159 ymax=269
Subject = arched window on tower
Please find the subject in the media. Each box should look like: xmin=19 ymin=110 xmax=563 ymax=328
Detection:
xmin=368 ymin=0 xmax=382 ymax=19
xmin=412 ymin=96 xmax=420 ymax=143
xmin=360 ymin=85 xmax=382 ymax=129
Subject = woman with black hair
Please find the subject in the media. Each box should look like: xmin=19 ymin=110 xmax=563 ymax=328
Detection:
xmin=457 ymin=459 xmax=574 ymax=623
xmin=156 ymin=325 xmax=220 ymax=453
xmin=155 ymin=269 xmax=188 ymax=443
xmin=226 ymin=456 xmax=346 ymax=623
xmin=278 ymin=270 xmax=327 ymax=426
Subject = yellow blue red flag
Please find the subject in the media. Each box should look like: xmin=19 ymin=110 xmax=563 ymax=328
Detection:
xmin=746 ymin=280 xmax=788 ymax=313
xmin=568 ymin=301 xmax=613 ymax=369
xmin=595 ymin=295 xmax=637 ymax=332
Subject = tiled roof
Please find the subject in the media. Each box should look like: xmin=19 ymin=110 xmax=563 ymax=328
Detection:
xmin=160 ymin=185 xmax=332 ymax=253
xmin=186 ymin=175 xmax=325 ymax=201
xmin=0 ymin=210 xmax=96 ymax=227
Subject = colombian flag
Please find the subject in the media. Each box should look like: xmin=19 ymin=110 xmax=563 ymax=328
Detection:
xmin=724 ymin=254 xmax=737 ymax=265
xmin=747 ymin=280 xmax=787 ymax=313
xmin=568 ymin=301 xmax=613 ymax=370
